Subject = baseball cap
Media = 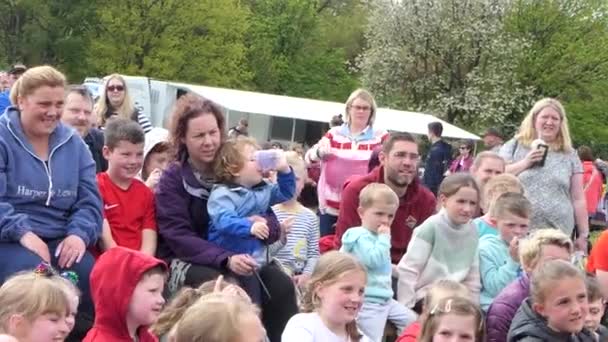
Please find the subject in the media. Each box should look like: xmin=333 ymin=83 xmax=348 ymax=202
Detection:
xmin=8 ymin=64 xmax=26 ymax=75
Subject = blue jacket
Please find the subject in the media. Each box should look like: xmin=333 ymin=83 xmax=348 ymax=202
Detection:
xmin=0 ymin=90 xmax=10 ymax=115
xmin=0 ymin=107 xmax=102 ymax=245
xmin=340 ymin=227 xmax=393 ymax=303
xmin=423 ymin=139 xmax=452 ymax=194
xmin=479 ymin=234 xmax=520 ymax=311
xmin=207 ymin=169 xmax=295 ymax=256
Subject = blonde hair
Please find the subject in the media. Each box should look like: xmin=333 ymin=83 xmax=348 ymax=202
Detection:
xmin=284 ymin=151 xmax=307 ymax=180
xmin=95 ymin=74 xmax=135 ymax=127
xmin=344 ymin=88 xmax=377 ymax=126
xmin=530 ymin=259 xmax=583 ymax=305
xmin=489 ymin=192 xmax=531 ymax=220
xmin=515 ymin=98 xmax=573 ymax=152
xmin=214 ymin=137 xmax=259 ymax=183
xmin=420 ymin=280 xmax=470 ymax=324
xmin=472 ymin=151 xmax=505 ymax=171
xmin=302 ymin=251 xmax=367 ymax=342
xmin=151 ymin=277 xmax=241 ymax=336
xmin=0 ymin=271 xmax=69 ymax=333
xmin=483 ymin=173 xmax=523 ymax=213
xmin=518 ymin=229 xmax=573 ymax=270
xmin=359 ymin=183 xmax=399 ymax=209
xmin=10 ymin=65 xmax=66 ymax=106
xmin=173 ymin=293 xmax=260 ymax=342
xmin=418 ymin=296 xmax=485 ymax=342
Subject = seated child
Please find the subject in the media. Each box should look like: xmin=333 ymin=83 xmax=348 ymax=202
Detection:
xmin=486 ymin=228 xmax=572 ymax=342
xmin=586 ymin=228 xmax=608 ymax=299
xmin=84 ymin=247 xmax=168 ymax=342
xmin=270 ymin=152 xmax=320 ymax=286
xmin=417 ymin=296 xmax=485 ymax=342
xmin=474 ymin=174 xmax=523 ymax=238
xmin=171 ymin=292 xmax=265 ymax=342
xmin=396 ymin=279 xmax=470 ymax=342
xmin=584 ymin=275 xmax=608 ymax=341
xmin=0 ymin=267 xmax=71 ymax=341
xmin=479 ymin=192 xmax=531 ymax=311
xmin=507 ymin=259 xmax=596 ymax=341
xmin=142 ymin=127 xmax=171 ymax=191
xmin=282 ymin=251 xmax=373 ymax=341
xmin=97 ymin=118 xmax=157 ymax=256
xmin=151 ymin=276 xmax=252 ymax=342
xmin=397 ymin=174 xmax=481 ymax=309
xmin=340 ymin=183 xmax=417 ymax=341
xmin=208 ymin=138 xmax=295 ymax=303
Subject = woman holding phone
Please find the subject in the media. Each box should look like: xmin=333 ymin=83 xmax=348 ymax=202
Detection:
xmin=499 ymin=98 xmax=588 ymax=251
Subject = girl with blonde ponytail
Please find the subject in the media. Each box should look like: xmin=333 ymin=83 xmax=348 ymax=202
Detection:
xmin=282 ymin=251 xmax=371 ymax=342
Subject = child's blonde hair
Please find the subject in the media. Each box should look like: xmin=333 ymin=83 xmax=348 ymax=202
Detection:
xmin=530 ymin=259 xmax=583 ymax=305
xmin=0 ymin=271 xmax=69 ymax=333
xmin=359 ymin=183 xmax=399 ymax=209
xmin=421 ymin=280 xmax=470 ymax=317
xmin=483 ymin=173 xmax=523 ymax=213
xmin=151 ymin=277 xmax=243 ymax=336
xmin=284 ymin=151 xmax=307 ymax=180
xmin=518 ymin=229 xmax=573 ymax=271
xmin=585 ymin=275 xmax=603 ymax=303
xmin=489 ymin=192 xmax=531 ymax=220
xmin=173 ymin=293 xmax=260 ymax=342
xmin=418 ymin=296 xmax=485 ymax=342
xmin=302 ymin=251 xmax=367 ymax=342
xmin=438 ymin=173 xmax=480 ymax=204
xmin=214 ymin=137 xmax=259 ymax=183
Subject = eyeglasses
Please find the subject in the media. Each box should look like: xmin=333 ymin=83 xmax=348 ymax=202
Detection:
xmin=459 ymin=146 xmax=469 ymax=150
xmin=107 ymin=85 xmax=124 ymax=92
xmin=351 ymin=105 xmax=371 ymax=112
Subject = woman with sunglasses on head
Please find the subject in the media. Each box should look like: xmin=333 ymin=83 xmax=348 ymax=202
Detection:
xmin=94 ymin=74 xmax=152 ymax=133
xmin=447 ymin=140 xmax=475 ymax=175
xmin=305 ymin=89 xmax=388 ymax=237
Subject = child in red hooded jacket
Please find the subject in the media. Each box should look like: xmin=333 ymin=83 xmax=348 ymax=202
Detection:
xmin=84 ymin=247 xmax=168 ymax=342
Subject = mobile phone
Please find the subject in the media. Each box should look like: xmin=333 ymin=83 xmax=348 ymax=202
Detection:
xmin=536 ymin=144 xmax=549 ymax=167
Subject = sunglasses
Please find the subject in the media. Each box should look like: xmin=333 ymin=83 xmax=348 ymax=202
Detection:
xmin=107 ymin=85 xmax=125 ymax=92
xmin=459 ymin=146 xmax=469 ymax=150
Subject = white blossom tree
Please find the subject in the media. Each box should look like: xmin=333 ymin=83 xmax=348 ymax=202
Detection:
xmin=359 ymin=0 xmax=535 ymax=131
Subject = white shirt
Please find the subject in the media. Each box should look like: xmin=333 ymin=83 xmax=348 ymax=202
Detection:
xmin=282 ymin=312 xmax=372 ymax=342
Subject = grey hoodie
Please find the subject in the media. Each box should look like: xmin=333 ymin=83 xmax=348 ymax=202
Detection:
xmin=507 ymin=299 xmax=597 ymax=342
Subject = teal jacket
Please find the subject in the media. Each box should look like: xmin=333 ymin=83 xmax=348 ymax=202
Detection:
xmin=340 ymin=227 xmax=392 ymax=303
xmin=479 ymin=234 xmax=520 ymax=311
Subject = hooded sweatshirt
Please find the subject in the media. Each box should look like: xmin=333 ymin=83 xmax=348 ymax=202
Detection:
xmin=143 ymin=128 xmax=169 ymax=167
xmin=84 ymin=247 xmax=167 ymax=342
xmin=0 ymin=107 xmax=102 ymax=245
xmin=507 ymin=299 xmax=596 ymax=342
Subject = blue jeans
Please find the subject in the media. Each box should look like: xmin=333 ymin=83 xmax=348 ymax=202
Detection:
xmin=0 ymin=239 xmax=95 ymax=337
xmin=319 ymin=213 xmax=338 ymax=237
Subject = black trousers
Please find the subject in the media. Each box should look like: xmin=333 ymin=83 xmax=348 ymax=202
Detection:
xmin=182 ymin=262 xmax=298 ymax=342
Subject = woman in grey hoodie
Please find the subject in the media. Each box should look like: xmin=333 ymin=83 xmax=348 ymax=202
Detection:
xmin=507 ymin=260 xmax=596 ymax=342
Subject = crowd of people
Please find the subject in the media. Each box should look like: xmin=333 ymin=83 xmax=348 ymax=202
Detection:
xmin=0 ymin=64 xmax=606 ymax=342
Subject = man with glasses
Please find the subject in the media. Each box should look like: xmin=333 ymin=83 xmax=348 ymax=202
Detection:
xmin=334 ymin=132 xmax=436 ymax=265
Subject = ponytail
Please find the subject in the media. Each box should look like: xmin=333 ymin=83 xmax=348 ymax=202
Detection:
xmin=9 ymin=78 xmax=22 ymax=106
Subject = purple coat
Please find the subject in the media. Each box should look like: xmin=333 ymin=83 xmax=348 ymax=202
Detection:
xmin=486 ymin=274 xmax=530 ymax=342
xmin=155 ymin=161 xmax=281 ymax=269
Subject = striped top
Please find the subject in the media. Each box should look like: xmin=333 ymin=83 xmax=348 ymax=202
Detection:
xmin=270 ymin=203 xmax=320 ymax=275
xmin=136 ymin=110 xmax=153 ymax=134
xmin=305 ymin=124 xmax=388 ymax=215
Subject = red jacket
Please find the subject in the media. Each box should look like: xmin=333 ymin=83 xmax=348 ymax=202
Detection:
xmin=396 ymin=321 xmax=420 ymax=342
xmin=334 ymin=166 xmax=436 ymax=263
xmin=84 ymin=247 xmax=167 ymax=342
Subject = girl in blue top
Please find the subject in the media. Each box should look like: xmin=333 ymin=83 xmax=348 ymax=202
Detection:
xmin=0 ymin=66 xmax=102 ymax=339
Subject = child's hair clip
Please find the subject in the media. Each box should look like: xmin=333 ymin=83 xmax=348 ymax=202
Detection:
xmin=34 ymin=262 xmax=56 ymax=277
xmin=60 ymin=271 xmax=79 ymax=285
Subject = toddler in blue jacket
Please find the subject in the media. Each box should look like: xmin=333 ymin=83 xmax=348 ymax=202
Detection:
xmin=208 ymin=137 xmax=295 ymax=302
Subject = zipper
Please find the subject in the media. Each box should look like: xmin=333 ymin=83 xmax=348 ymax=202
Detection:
xmin=7 ymin=121 xmax=72 ymax=206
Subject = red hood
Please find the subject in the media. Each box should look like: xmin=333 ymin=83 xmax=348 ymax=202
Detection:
xmin=84 ymin=247 xmax=167 ymax=342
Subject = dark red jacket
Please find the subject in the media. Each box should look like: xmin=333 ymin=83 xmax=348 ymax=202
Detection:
xmin=84 ymin=247 xmax=167 ymax=342
xmin=334 ymin=166 xmax=436 ymax=264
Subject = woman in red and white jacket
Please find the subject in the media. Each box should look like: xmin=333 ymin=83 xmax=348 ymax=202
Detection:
xmin=305 ymin=89 xmax=388 ymax=237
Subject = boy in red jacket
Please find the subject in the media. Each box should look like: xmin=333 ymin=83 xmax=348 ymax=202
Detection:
xmin=84 ymin=247 xmax=167 ymax=342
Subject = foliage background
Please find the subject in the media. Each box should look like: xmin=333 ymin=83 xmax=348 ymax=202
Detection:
xmin=1 ymin=0 xmax=606 ymax=155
